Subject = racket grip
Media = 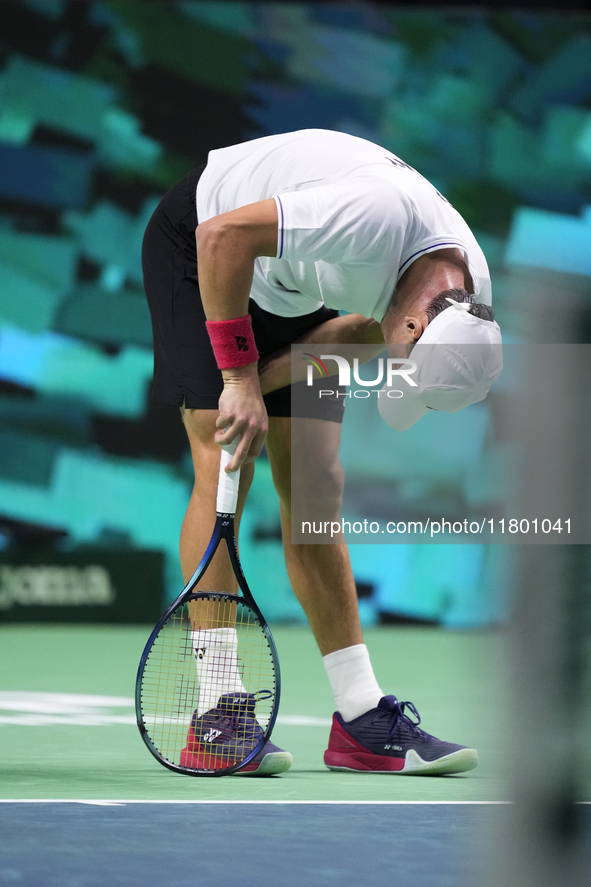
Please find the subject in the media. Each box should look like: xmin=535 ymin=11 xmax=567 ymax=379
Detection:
xmin=216 ymin=436 xmax=240 ymax=514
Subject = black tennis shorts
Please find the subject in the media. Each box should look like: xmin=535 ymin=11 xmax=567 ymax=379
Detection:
xmin=141 ymin=166 xmax=345 ymax=423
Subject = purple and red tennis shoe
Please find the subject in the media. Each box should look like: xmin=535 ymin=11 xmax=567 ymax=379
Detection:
xmin=324 ymin=694 xmax=478 ymax=775
xmin=180 ymin=692 xmax=292 ymax=776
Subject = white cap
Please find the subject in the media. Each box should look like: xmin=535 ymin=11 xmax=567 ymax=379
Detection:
xmin=378 ymin=299 xmax=503 ymax=431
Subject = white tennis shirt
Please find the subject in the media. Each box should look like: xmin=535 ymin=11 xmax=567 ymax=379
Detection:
xmin=196 ymin=129 xmax=491 ymax=321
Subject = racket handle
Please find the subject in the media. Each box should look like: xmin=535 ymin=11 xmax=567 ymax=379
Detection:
xmin=217 ymin=436 xmax=240 ymax=515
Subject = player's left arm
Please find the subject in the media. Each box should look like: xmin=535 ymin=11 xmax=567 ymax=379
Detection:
xmin=258 ymin=313 xmax=385 ymax=395
xmin=196 ymin=198 xmax=278 ymax=469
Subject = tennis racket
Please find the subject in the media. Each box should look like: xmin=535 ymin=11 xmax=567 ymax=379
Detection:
xmin=136 ymin=437 xmax=280 ymax=776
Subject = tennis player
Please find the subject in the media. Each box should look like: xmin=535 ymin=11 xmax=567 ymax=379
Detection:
xmin=142 ymin=129 xmax=502 ymax=776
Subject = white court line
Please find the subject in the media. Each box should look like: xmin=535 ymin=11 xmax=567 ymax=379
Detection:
xmin=0 ymin=799 xmax=511 ymax=805
xmin=0 ymin=800 xmax=588 ymax=806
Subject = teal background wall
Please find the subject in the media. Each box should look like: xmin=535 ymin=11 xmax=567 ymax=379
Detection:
xmin=1 ymin=1 xmax=590 ymax=626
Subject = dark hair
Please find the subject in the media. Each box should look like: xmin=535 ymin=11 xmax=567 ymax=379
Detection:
xmin=425 ymin=287 xmax=495 ymax=323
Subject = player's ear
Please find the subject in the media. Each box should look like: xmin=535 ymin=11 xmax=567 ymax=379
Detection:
xmin=404 ymin=316 xmax=425 ymax=342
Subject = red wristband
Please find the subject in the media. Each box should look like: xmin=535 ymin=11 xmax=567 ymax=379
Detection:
xmin=205 ymin=315 xmax=259 ymax=369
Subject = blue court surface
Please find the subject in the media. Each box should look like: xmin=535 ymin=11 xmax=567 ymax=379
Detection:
xmin=0 ymin=801 xmax=515 ymax=887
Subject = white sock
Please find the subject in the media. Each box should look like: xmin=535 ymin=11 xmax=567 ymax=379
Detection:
xmin=192 ymin=628 xmax=247 ymax=716
xmin=323 ymin=644 xmax=383 ymax=722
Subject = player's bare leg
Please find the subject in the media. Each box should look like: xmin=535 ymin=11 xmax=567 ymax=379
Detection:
xmin=265 ymin=416 xmax=363 ymax=656
xmin=181 ymin=407 xmax=254 ymax=630
xmin=180 ymin=406 xmax=254 ymax=585
xmin=266 ymin=415 xmax=385 ymax=723
xmin=276 ymin=520 xmax=363 ymax=656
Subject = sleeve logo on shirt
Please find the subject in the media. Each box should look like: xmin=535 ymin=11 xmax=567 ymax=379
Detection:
xmin=235 ymin=336 xmax=249 ymax=352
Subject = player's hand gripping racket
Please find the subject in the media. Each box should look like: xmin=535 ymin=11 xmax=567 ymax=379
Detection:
xmin=136 ymin=437 xmax=280 ymax=776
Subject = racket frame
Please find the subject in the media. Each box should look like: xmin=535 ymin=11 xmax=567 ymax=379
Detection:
xmin=135 ymin=508 xmax=281 ymax=776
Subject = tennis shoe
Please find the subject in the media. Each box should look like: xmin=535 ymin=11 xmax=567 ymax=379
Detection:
xmin=180 ymin=691 xmax=292 ymax=776
xmin=324 ymin=695 xmax=478 ymax=775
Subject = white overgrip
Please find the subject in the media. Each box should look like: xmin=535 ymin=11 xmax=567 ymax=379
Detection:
xmin=216 ymin=436 xmax=240 ymax=515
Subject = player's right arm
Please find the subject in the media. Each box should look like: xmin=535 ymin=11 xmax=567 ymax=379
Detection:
xmin=258 ymin=313 xmax=385 ymax=395
xmin=195 ymin=199 xmax=279 ymax=471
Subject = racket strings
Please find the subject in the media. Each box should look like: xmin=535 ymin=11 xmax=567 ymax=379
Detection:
xmin=140 ymin=593 xmax=276 ymax=773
